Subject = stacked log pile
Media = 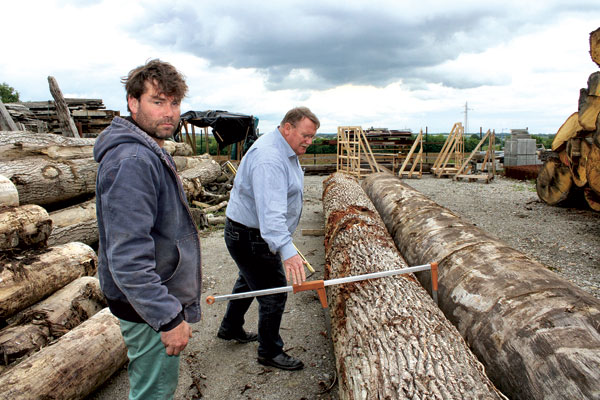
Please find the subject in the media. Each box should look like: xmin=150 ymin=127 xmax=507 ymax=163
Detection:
xmin=362 ymin=172 xmax=600 ymax=400
xmin=322 ymin=172 xmax=505 ymax=399
xmin=537 ymin=27 xmax=600 ymax=210
xmin=0 ymin=190 xmax=123 ymax=398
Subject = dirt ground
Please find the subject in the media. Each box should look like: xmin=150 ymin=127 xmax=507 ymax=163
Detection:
xmin=89 ymin=175 xmax=338 ymax=400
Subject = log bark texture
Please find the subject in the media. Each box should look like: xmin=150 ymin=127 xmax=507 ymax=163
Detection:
xmin=578 ymin=88 xmax=600 ymax=131
xmin=0 ymin=156 xmax=97 ymax=206
xmin=362 ymin=172 xmax=600 ymax=400
xmin=179 ymin=160 xmax=222 ymax=200
xmin=172 ymin=154 xmax=213 ymax=171
xmin=0 ymin=276 xmax=106 ymax=365
xmin=48 ymin=198 xmax=97 ymax=247
xmin=0 ymin=308 xmax=127 ymax=400
xmin=0 ymin=174 xmax=19 ymax=206
xmin=0 ymin=204 xmax=52 ymax=251
xmin=0 ymin=242 xmax=97 ymax=320
xmin=587 ymin=143 xmax=600 ymax=195
xmin=0 ymin=131 xmax=95 ymax=161
xmin=322 ymin=172 xmax=505 ymax=400
xmin=0 ymin=100 xmax=18 ymax=131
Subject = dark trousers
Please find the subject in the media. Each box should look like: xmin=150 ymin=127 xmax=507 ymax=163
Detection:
xmin=220 ymin=218 xmax=288 ymax=358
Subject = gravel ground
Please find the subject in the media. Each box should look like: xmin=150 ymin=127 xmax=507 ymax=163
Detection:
xmin=88 ymin=172 xmax=599 ymax=399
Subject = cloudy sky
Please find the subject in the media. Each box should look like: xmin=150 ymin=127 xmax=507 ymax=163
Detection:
xmin=2 ymin=0 xmax=599 ymax=134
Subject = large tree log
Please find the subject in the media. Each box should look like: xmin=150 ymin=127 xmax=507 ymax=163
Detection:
xmin=0 ymin=156 xmax=97 ymax=206
xmin=536 ymin=158 xmax=578 ymax=206
xmin=0 ymin=276 xmax=106 ymax=365
xmin=0 ymin=131 xmax=95 ymax=161
xmin=0 ymin=100 xmax=18 ymax=131
xmin=0 ymin=204 xmax=52 ymax=251
xmin=569 ymin=137 xmax=591 ymax=187
xmin=0 ymin=174 xmax=19 ymax=206
xmin=551 ymin=112 xmax=582 ymax=152
xmin=591 ymin=27 xmax=600 ymax=68
xmin=362 ymin=172 xmax=600 ymax=400
xmin=48 ymin=76 xmax=80 ymax=138
xmin=179 ymin=160 xmax=222 ymax=200
xmin=322 ymin=172 xmax=504 ymax=399
xmin=0 ymin=242 xmax=97 ymax=320
xmin=172 ymin=153 xmax=213 ymax=171
xmin=48 ymin=198 xmax=97 ymax=247
xmin=0 ymin=308 xmax=127 ymax=400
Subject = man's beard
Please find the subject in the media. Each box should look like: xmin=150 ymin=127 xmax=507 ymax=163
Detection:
xmin=135 ymin=112 xmax=178 ymax=139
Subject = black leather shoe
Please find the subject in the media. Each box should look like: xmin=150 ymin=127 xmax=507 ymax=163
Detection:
xmin=257 ymin=352 xmax=304 ymax=370
xmin=217 ymin=328 xmax=258 ymax=343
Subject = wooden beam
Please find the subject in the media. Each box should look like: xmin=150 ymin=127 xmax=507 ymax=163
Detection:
xmin=47 ymin=76 xmax=80 ymax=138
xmin=0 ymin=99 xmax=18 ymax=131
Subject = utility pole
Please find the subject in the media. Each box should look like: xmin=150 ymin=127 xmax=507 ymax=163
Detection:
xmin=463 ymin=102 xmax=473 ymax=135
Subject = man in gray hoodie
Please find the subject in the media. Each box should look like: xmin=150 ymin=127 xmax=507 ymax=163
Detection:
xmin=94 ymin=59 xmax=201 ymax=400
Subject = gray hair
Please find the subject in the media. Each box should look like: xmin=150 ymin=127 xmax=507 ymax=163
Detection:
xmin=281 ymin=107 xmax=320 ymax=129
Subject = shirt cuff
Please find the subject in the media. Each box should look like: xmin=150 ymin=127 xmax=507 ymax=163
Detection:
xmin=280 ymin=242 xmax=297 ymax=261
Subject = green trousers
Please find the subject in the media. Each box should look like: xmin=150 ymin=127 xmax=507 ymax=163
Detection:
xmin=119 ymin=319 xmax=180 ymax=400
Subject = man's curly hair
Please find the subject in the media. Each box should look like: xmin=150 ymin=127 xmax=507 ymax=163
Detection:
xmin=122 ymin=59 xmax=188 ymax=111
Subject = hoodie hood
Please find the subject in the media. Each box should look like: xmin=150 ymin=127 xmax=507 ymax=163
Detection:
xmin=94 ymin=116 xmax=169 ymax=164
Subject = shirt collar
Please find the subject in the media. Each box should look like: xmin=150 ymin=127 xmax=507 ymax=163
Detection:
xmin=276 ymin=126 xmax=298 ymax=159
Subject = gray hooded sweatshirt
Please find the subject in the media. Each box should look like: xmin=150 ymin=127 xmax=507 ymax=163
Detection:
xmin=94 ymin=116 xmax=201 ymax=331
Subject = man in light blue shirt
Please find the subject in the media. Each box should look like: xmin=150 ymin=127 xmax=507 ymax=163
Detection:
xmin=217 ymin=107 xmax=319 ymax=370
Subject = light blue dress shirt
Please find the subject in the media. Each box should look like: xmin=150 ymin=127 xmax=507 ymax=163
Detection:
xmin=226 ymin=127 xmax=303 ymax=260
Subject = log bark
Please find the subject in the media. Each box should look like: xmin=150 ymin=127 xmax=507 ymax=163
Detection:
xmin=179 ymin=160 xmax=222 ymax=200
xmin=48 ymin=76 xmax=80 ymax=138
xmin=172 ymin=154 xmax=213 ymax=171
xmin=0 ymin=308 xmax=127 ymax=400
xmin=0 ymin=131 xmax=95 ymax=161
xmin=0 ymin=156 xmax=97 ymax=206
xmin=587 ymin=143 xmax=600 ymax=195
xmin=0 ymin=242 xmax=97 ymax=320
xmin=591 ymin=27 xmax=600 ymax=68
xmin=48 ymin=198 xmax=97 ymax=247
xmin=322 ymin=172 xmax=504 ymax=400
xmin=163 ymin=140 xmax=193 ymax=156
xmin=362 ymin=172 xmax=600 ymax=400
xmin=0 ymin=276 xmax=106 ymax=365
xmin=0 ymin=174 xmax=19 ymax=206
xmin=578 ymin=89 xmax=600 ymax=131
xmin=589 ymin=71 xmax=600 ymax=96
xmin=0 ymin=204 xmax=52 ymax=251
xmin=536 ymin=158 xmax=576 ymax=205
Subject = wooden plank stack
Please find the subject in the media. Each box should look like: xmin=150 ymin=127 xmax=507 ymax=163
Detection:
xmin=5 ymin=99 xmax=119 ymax=137
xmin=537 ymin=27 xmax=600 ymax=210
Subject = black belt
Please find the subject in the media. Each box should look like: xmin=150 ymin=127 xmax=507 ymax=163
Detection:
xmin=227 ymin=218 xmax=260 ymax=232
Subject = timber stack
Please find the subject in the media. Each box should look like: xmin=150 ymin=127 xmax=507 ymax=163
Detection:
xmin=4 ymin=99 xmax=119 ymax=137
xmin=537 ymin=27 xmax=600 ymax=210
xmin=362 ymin=172 xmax=600 ymax=400
xmin=0 ymin=173 xmax=127 ymax=398
xmin=322 ymin=172 xmax=506 ymax=399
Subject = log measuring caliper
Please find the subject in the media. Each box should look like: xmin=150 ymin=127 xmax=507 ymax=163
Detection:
xmin=206 ymin=262 xmax=439 ymax=308
xmin=214 ymin=161 xmax=439 ymax=308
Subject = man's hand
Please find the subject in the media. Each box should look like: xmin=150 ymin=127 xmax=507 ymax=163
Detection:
xmin=160 ymin=320 xmax=192 ymax=356
xmin=284 ymin=254 xmax=306 ymax=285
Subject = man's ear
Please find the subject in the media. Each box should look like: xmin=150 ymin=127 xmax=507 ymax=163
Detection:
xmin=127 ymin=95 xmax=139 ymax=116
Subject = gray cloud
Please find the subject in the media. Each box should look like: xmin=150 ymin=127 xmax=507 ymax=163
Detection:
xmin=128 ymin=1 xmax=596 ymax=90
